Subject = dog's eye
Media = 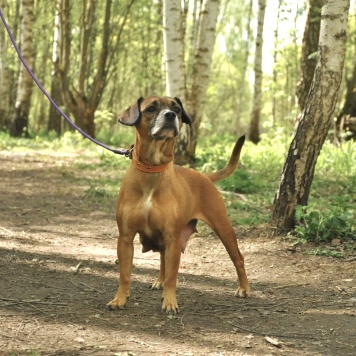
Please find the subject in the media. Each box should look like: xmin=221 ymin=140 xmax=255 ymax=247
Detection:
xmin=173 ymin=107 xmax=181 ymax=114
xmin=145 ymin=106 xmax=155 ymax=113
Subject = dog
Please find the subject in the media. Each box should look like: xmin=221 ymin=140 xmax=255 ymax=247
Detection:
xmin=107 ymin=96 xmax=250 ymax=313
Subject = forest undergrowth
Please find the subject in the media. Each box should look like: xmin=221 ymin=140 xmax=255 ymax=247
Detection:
xmin=1 ymin=130 xmax=355 ymax=258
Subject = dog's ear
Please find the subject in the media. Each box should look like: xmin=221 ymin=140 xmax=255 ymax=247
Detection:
xmin=118 ymin=97 xmax=143 ymax=126
xmin=174 ymin=97 xmax=192 ymax=126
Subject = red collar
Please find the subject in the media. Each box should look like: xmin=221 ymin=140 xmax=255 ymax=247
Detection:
xmin=132 ymin=155 xmax=170 ymax=173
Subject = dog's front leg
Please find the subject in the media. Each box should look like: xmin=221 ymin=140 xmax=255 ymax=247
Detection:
xmin=162 ymin=238 xmax=181 ymax=313
xmin=151 ymin=251 xmax=165 ymax=290
xmin=107 ymin=234 xmax=134 ymax=310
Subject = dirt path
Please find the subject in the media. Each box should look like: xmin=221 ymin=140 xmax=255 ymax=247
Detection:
xmin=0 ymin=149 xmax=355 ymax=355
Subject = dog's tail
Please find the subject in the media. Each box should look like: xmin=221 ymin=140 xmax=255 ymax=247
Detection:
xmin=206 ymin=135 xmax=245 ymax=183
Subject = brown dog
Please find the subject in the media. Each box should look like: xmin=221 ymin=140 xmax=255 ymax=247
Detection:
xmin=107 ymin=96 xmax=250 ymax=313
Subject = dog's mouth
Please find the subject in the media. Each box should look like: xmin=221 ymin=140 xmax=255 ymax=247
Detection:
xmin=151 ymin=125 xmax=179 ymax=140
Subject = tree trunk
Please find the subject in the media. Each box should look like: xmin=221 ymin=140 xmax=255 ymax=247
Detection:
xmin=0 ymin=0 xmax=11 ymax=131
xmin=10 ymin=0 xmax=34 ymax=137
xmin=57 ymin=0 xmax=117 ymax=138
xmin=271 ymin=0 xmax=283 ymax=125
xmin=272 ymin=0 xmax=350 ymax=229
xmin=163 ymin=0 xmax=185 ymax=99
xmin=336 ymin=42 xmax=356 ymax=141
xmin=174 ymin=0 xmax=220 ymax=165
xmin=186 ymin=0 xmax=201 ymax=91
xmin=248 ymin=0 xmax=266 ymax=144
xmin=295 ymin=0 xmax=322 ymax=115
xmin=47 ymin=0 xmax=62 ymax=135
xmin=235 ymin=0 xmax=253 ymax=130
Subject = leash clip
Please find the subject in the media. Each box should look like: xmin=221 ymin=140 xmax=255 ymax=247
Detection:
xmin=125 ymin=146 xmax=134 ymax=159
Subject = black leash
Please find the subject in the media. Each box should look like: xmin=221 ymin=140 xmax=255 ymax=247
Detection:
xmin=0 ymin=9 xmax=130 ymax=156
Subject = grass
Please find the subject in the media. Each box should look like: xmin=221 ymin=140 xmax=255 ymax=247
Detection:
xmin=1 ymin=130 xmax=355 ymax=251
xmin=196 ymin=131 xmax=289 ymax=226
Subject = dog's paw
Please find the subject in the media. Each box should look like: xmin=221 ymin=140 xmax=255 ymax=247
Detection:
xmin=162 ymin=294 xmax=179 ymax=314
xmin=162 ymin=302 xmax=179 ymax=314
xmin=107 ymin=294 xmax=129 ymax=310
xmin=235 ymin=286 xmax=251 ymax=298
xmin=151 ymin=280 xmax=164 ymax=290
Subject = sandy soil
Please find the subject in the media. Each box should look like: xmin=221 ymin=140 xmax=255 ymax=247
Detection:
xmin=0 ymin=149 xmax=355 ymax=356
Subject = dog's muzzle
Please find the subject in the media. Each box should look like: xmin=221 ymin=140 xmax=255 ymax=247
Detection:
xmin=151 ymin=109 xmax=179 ymax=139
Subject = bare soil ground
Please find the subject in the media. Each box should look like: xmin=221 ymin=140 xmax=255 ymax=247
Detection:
xmin=0 ymin=149 xmax=355 ymax=356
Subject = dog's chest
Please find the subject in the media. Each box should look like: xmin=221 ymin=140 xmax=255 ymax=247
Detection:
xmin=129 ymin=186 xmax=162 ymax=234
xmin=141 ymin=188 xmax=154 ymax=221
xmin=118 ymin=175 xmax=183 ymax=237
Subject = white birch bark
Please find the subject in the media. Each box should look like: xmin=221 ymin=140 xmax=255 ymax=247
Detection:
xmin=174 ymin=0 xmax=219 ymax=165
xmin=188 ymin=0 xmax=219 ymax=122
xmin=272 ymin=0 xmax=350 ymax=228
xmin=249 ymin=0 xmax=266 ymax=144
xmin=163 ymin=0 xmax=185 ymax=98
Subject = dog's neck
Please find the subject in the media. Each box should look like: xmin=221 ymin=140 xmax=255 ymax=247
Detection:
xmin=133 ymin=135 xmax=175 ymax=169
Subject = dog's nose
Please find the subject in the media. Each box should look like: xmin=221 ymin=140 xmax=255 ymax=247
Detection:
xmin=164 ymin=111 xmax=176 ymax=121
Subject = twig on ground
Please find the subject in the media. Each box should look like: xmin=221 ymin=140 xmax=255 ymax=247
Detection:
xmin=0 ymin=226 xmax=13 ymax=235
xmin=129 ymin=338 xmax=154 ymax=348
xmin=254 ymin=301 xmax=289 ymax=309
xmin=225 ymin=320 xmax=323 ymax=340
xmin=343 ymin=256 xmax=356 ymax=262
xmin=180 ymin=312 xmax=186 ymax=329
xmin=79 ymin=282 xmax=103 ymax=294
xmin=69 ymin=279 xmax=83 ymax=290
xmin=271 ymin=283 xmax=309 ymax=289
xmin=0 ymin=333 xmax=16 ymax=339
xmin=0 ymin=297 xmax=67 ymax=307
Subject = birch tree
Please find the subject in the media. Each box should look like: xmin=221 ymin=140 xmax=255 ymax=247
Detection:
xmin=166 ymin=0 xmax=220 ymax=165
xmin=296 ymin=0 xmax=322 ymax=116
xmin=10 ymin=0 xmax=34 ymax=137
xmin=163 ymin=0 xmax=185 ymax=99
xmin=271 ymin=0 xmax=283 ymax=125
xmin=249 ymin=0 xmax=266 ymax=144
xmin=47 ymin=0 xmax=62 ymax=135
xmin=0 ymin=0 xmax=10 ymax=131
xmin=236 ymin=0 xmax=253 ymax=128
xmin=272 ymin=0 xmax=350 ymax=229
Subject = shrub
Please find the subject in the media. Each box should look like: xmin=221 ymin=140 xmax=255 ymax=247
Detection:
xmin=294 ymin=205 xmax=355 ymax=244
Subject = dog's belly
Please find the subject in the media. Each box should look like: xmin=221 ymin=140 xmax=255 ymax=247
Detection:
xmin=139 ymin=231 xmax=164 ymax=253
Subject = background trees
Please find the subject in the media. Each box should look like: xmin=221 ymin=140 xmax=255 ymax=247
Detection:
xmin=272 ymin=0 xmax=351 ymax=229
xmin=10 ymin=0 xmax=34 ymax=137
xmin=0 ymin=0 xmax=355 ymax=228
xmin=1 ymin=0 xmax=355 ymax=141
xmin=248 ymin=0 xmax=266 ymax=144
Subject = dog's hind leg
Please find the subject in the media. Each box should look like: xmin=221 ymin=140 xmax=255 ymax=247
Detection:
xmin=201 ymin=197 xmax=250 ymax=297
xmin=107 ymin=233 xmax=135 ymax=309
xmin=213 ymin=220 xmax=250 ymax=297
xmin=151 ymin=251 xmax=165 ymax=290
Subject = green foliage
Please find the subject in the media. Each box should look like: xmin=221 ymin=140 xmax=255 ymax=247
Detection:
xmin=228 ymin=199 xmax=270 ymax=226
xmin=307 ymin=247 xmax=344 ymax=259
xmin=1 ymin=131 xmax=355 ymax=235
xmin=196 ymin=130 xmax=288 ymax=194
xmin=316 ymin=140 xmax=356 ymax=179
xmin=196 ymin=131 xmax=289 ymax=225
xmin=294 ymin=205 xmax=355 ymax=244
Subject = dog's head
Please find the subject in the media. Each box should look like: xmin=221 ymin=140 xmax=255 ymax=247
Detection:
xmin=118 ymin=96 xmax=191 ymax=140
